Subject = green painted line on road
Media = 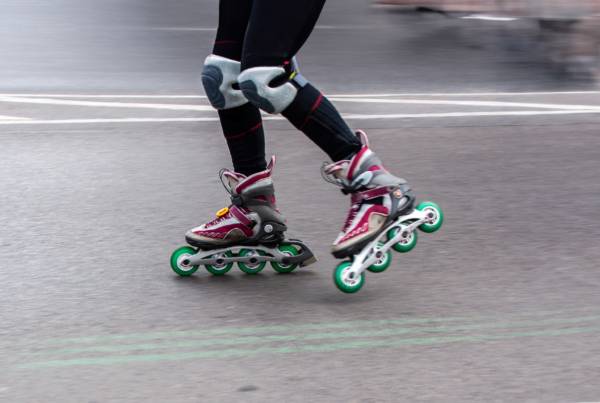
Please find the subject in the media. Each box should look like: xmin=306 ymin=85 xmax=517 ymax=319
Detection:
xmin=24 ymin=315 xmax=600 ymax=356
xmin=15 ymin=327 xmax=600 ymax=369
xmin=17 ymin=306 xmax=600 ymax=347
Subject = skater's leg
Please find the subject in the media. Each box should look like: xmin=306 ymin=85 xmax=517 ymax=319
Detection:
xmin=176 ymin=0 xmax=319 ymax=271
xmin=205 ymin=0 xmax=266 ymax=177
xmin=238 ymin=0 xmax=362 ymax=162
xmin=217 ymin=103 xmax=266 ymax=177
xmin=282 ymin=81 xmax=360 ymax=162
xmin=240 ymin=0 xmax=326 ymax=70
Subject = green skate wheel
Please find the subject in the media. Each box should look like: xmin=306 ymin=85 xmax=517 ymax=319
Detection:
xmin=416 ymin=201 xmax=444 ymax=233
xmin=367 ymin=243 xmax=392 ymax=273
xmin=271 ymin=245 xmax=299 ymax=273
xmin=170 ymin=246 xmax=199 ymax=276
xmin=238 ymin=249 xmax=267 ymax=274
xmin=387 ymin=223 xmax=418 ymax=253
xmin=333 ymin=261 xmax=364 ymax=293
xmin=205 ymin=251 xmax=234 ymax=275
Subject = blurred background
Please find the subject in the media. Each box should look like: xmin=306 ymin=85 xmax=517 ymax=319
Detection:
xmin=1 ymin=0 xmax=600 ymax=402
xmin=2 ymin=0 xmax=600 ymax=94
xmin=374 ymin=0 xmax=600 ymax=79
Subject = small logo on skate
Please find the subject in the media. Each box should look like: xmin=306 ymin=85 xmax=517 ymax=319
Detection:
xmin=197 ymin=231 xmax=227 ymax=239
xmin=394 ymin=190 xmax=403 ymax=198
xmin=340 ymin=222 xmax=368 ymax=243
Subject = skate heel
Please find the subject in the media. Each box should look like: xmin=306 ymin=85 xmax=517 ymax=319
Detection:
xmin=255 ymin=222 xmax=287 ymax=248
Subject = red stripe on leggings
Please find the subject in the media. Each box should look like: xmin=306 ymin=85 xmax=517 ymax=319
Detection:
xmin=214 ymin=40 xmax=242 ymax=45
xmin=298 ymin=93 xmax=323 ymax=130
xmin=225 ymin=121 xmax=262 ymax=139
xmin=312 ymin=93 xmax=323 ymax=111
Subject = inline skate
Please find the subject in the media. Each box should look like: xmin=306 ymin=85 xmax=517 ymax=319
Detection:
xmin=322 ymin=130 xmax=443 ymax=293
xmin=170 ymin=156 xmax=316 ymax=276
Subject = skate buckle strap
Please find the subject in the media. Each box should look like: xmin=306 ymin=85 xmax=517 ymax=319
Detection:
xmin=351 ymin=186 xmax=395 ymax=204
xmin=230 ymin=196 xmax=243 ymax=206
xmin=230 ymin=205 xmax=256 ymax=229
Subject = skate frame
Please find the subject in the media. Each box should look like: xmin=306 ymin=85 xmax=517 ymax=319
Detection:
xmin=342 ymin=209 xmax=433 ymax=283
xmin=182 ymin=240 xmax=317 ymax=268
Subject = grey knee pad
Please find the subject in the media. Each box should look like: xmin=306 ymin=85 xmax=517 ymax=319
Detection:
xmin=202 ymin=55 xmax=248 ymax=110
xmin=237 ymin=67 xmax=298 ymax=114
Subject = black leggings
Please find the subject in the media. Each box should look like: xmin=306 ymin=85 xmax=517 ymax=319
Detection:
xmin=213 ymin=0 xmax=361 ymax=176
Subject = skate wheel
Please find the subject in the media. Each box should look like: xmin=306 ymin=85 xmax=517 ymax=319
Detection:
xmin=387 ymin=223 xmax=418 ymax=253
xmin=333 ymin=261 xmax=364 ymax=293
xmin=170 ymin=246 xmax=199 ymax=276
xmin=205 ymin=251 xmax=234 ymax=275
xmin=271 ymin=245 xmax=299 ymax=273
xmin=238 ymin=249 xmax=267 ymax=274
xmin=416 ymin=201 xmax=443 ymax=233
xmin=367 ymin=242 xmax=392 ymax=273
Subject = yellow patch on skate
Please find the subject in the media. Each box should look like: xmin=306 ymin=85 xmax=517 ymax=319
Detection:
xmin=216 ymin=207 xmax=229 ymax=217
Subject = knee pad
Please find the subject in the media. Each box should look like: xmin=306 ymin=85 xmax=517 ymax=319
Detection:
xmin=237 ymin=66 xmax=299 ymax=114
xmin=202 ymin=55 xmax=248 ymax=110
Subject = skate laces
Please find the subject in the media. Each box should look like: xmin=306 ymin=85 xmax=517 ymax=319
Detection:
xmin=341 ymin=203 xmax=361 ymax=233
xmin=204 ymin=211 xmax=230 ymax=228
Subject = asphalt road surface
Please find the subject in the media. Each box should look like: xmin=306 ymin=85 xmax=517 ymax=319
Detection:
xmin=1 ymin=1 xmax=600 ymax=402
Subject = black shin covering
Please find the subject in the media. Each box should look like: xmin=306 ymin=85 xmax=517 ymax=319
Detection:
xmin=218 ymin=103 xmax=267 ymax=177
xmin=282 ymin=83 xmax=361 ymax=162
xmin=211 ymin=1 xmax=267 ymax=178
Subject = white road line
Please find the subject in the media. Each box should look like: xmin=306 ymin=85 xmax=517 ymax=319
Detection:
xmin=1 ymin=91 xmax=599 ymax=99
xmin=462 ymin=14 xmax=518 ymax=21
xmin=1 ymin=110 xmax=599 ymax=125
xmin=0 ymin=94 xmax=207 ymax=99
xmin=314 ymin=25 xmax=378 ymax=29
xmin=0 ymin=115 xmax=30 ymax=120
xmin=0 ymin=97 xmax=213 ymax=111
xmin=343 ymin=110 xmax=600 ymax=119
xmin=329 ymin=98 xmax=600 ymax=111
xmin=151 ymin=27 xmax=216 ymax=31
xmin=0 ymin=117 xmax=222 ymax=125
xmin=4 ymin=95 xmax=598 ymax=113
xmin=330 ymin=91 xmax=600 ymax=97
xmin=143 ymin=25 xmax=373 ymax=30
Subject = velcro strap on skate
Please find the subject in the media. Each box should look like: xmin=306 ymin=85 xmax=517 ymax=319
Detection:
xmin=351 ymin=186 xmax=392 ymax=204
xmin=230 ymin=205 xmax=256 ymax=229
